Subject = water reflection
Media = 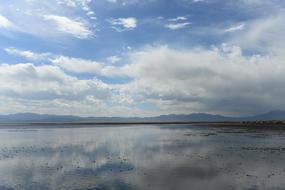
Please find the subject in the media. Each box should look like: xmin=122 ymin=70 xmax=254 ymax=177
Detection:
xmin=0 ymin=125 xmax=284 ymax=190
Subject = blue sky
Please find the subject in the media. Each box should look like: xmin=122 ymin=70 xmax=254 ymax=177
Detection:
xmin=0 ymin=0 xmax=285 ymax=116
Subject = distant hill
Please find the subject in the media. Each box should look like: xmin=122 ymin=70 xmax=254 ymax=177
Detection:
xmin=151 ymin=113 xmax=232 ymax=122
xmin=243 ymin=110 xmax=285 ymax=121
xmin=0 ymin=110 xmax=285 ymax=123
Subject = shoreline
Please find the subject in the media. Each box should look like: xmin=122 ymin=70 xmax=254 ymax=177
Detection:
xmin=0 ymin=121 xmax=285 ymax=129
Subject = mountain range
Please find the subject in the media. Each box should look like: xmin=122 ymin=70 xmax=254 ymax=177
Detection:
xmin=0 ymin=110 xmax=285 ymax=123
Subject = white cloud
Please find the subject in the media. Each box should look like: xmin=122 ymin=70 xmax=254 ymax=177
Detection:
xmin=224 ymin=23 xmax=245 ymax=33
xmin=164 ymin=16 xmax=191 ymax=30
xmin=50 ymin=55 xmax=125 ymax=77
xmin=239 ymin=0 xmax=272 ymax=5
xmin=5 ymin=47 xmax=52 ymax=61
xmin=111 ymin=44 xmax=285 ymax=116
xmin=107 ymin=17 xmax=137 ymax=32
xmin=0 ymin=62 xmax=117 ymax=116
xmin=57 ymin=0 xmax=96 ymax=20
xmin=106 ymin=56 xmax=121 ymax=64
xmin=168 ymin=16 xmax=187 ymax=22
xmin=104 ymin=0 xmax=152 ymax=5
xmin=3 ymin=48 xmax=122 ymax=76
xmin=0 ymin=63 xmax=110 ymax=100
xmin=57 ymin=0 xmax=77 ymax=7
xmin=51 ymin=56 xmax=102 ymax=74
xmin=2 ymin=41 xmax=285 ymax=116
xmin=0 ymin=15 xmax=13 ymax=28
xmin=57 ymin=0 xmax=92 ymax=11
xmin=0 ymin=62 xmax=153 ymax=116
xmin=43 ymin=15 xmax=93 ymax=39
xmin=231 ymin=13 xmax=285 ymax=53
xmin=0 ymin=0 xmax=284 ymax=117
xmin=0 ymin=1 xmax=96 ymax=39
xmin=164 ymin=22 xmax=191 ymax=30
xmin=192 ymin=0 xmax=205 ymax=2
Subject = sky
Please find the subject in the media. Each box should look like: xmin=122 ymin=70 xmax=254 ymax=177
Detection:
xmin=0 ymin=0 xmax=285 ymax=117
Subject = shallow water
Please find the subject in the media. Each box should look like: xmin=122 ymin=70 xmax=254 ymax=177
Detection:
xmin=0 ymin=124 xmax=285 ymax=190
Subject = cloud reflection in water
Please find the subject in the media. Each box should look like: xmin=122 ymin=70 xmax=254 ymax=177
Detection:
xmin=0 ymin=125 xmax=285 ymax=189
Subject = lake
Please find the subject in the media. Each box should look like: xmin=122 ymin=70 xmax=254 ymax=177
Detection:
xmin=0 ymin=124 xmax=284 ymax=190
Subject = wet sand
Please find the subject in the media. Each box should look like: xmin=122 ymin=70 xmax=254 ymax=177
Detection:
xmin=0 ymin=124 xmax=284 ymax=190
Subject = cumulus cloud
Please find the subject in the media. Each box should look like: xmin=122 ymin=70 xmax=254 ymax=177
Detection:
xmin=4 ymin=39 xmax=285 ymax=116
xmin=112 ymin=45 xmax=285 ymax=115
xmin=1 ymin=0 xmax=285 ymax=116
xmin=107 ymin=17 xmax=137 ymax=32
xmin=0 ymin=62 xmax=153 ymax=116
xmin=0 ymin=15 xmax=13 ymax=28
xmin=43 ymin=15 xmax=93 ymax=39
xmin=0 ymin=63 xmax=112 ymax=101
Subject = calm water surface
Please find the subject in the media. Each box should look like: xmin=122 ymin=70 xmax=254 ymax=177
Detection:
xmin=0 ymin=124 xmax=285 ymax=190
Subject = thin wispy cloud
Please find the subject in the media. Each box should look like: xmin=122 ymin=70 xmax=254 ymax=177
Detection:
xmin=5 ymin=47 xmax=52 ymax=61
xmin=106 ymin=0 xmax=117 ymax=3
xmin=168 ymin=16 xmax=187 ymax=22
xmin=164 ymin=16 xmax=191 ymax=30
xmin=107 ymin=56 xmax=121 ymax=64
xmin=57 ymin=0 xmax=95 ymax=19
xmin=164 ymin=22 xmax=191 ymax=30
xmin=0 ymin=0 xmax=97 ymax=39
xmin=43 ymin=15 xmax=93 ymax=39
xmin=225 ymin=23 xmax=245 ymax=33
xmin=192 ymin=0 xmax=205 ymax=2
